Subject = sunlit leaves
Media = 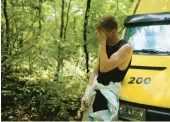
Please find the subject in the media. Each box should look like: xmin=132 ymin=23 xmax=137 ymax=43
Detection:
xmin=1 ymin=0 xmax=132 ymax=120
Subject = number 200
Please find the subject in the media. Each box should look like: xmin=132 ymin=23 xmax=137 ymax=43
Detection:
xmin=128 ymin=77 xmax=151 ymax=84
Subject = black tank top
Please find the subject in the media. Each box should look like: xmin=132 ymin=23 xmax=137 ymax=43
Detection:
xmin=97 ymin=39 xmax=131 ymax=85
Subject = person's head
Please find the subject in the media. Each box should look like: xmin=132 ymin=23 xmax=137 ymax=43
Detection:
xmin=96 ymin=15 xmax=118 ymax=39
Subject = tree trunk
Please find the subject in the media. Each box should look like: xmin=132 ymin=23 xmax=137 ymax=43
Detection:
xmin=2 ymin=0 xmax=10 ymax=61
xmin=2 ymin=0 xmax=11 ymax=73
xmin=73 ymin=16 xmax=77 ymax=40
xmin=38 ymin=0 xmax=42 ymax=36
xmin=115 ymin=0 xmax=119 ymax=16
xmin=28 ymin=53 xmax=32 ymax=75
xmin=28 ymin=0 xmax=42 ymax=75
xmin=63 ymin=0 xmax=72 ymax=40
xmin=56 ymin=0 xmax=65 ymax=81
xmin=83 ymin=0 xmax=91 ymax=74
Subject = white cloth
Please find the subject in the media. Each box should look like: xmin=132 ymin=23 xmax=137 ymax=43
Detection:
xmin=82 ymin=77 xmax=121 ymax=121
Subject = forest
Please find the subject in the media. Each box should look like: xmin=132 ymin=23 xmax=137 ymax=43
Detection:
xmin=1 ymin=0 xmax=132 ymax=121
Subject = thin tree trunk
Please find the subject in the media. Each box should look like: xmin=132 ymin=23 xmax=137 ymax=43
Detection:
xmin=2 ymin=0 xmax=10 ymax=58
xmin=28 ymin=0 xmax=42 ymax=75
xmin=56 ymin=0 xmax=65 ymax=81
xmin=38 ymin=0 xmax=42 ymax=36
xmin=73 ymin=16 xmax=77 ymax=40
xmin=63 ymin=0 xmax=72 ymax=40
xmin=115 ymin=0 xmax=119 ymax=16
xmin=2 ymin=0 xmax=10 ymax=72
xmin=83 ymin=0 xmax=91 ymax=74
xmin=28 ymin=53 xmax=32 ymax=75
xmin=10 ymin=1 xmax=20 ymax=53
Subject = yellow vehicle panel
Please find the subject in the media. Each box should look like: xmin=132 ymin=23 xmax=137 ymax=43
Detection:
xmin=119 ymin=0 xmax=170 ymax=120
xmin=120 ymin=55 xmax=170 ymax=108
xmin=129 ymin=0 xmax=170 ymax=15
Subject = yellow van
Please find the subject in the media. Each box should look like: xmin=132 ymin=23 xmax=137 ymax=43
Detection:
xmin=119 ymin=0 xmax=170 ymax=121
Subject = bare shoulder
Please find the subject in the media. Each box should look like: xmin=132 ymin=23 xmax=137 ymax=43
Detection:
xmin=123 ymin=43 xmax=133 ymax=50
xmin=119 ymin=43 xmax=133 ymax=54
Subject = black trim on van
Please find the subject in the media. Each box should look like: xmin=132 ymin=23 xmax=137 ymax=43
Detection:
xmin=124 ymin=12 xmax=170 ymax=27
xmin=130 ymin=65 xmax=166 ymax=70
xmin=133 ymin=0 xmax=141 ymax=15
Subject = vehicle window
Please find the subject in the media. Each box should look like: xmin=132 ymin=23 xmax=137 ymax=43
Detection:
xmin=125 ymin=24 xmax=170 ymax=55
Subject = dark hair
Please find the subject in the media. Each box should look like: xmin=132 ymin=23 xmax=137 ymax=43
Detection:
xmin=96 ymin=15 xmax=118 ymax=32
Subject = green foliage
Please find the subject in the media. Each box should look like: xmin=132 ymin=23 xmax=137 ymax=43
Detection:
xmin=1 ymin=75 xmax=86 ymax=121
xmin=1 ymin=0 xmax=132 ymax=120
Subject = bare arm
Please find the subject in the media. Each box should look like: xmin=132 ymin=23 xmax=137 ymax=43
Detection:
xmin=88 ymin=58 xmax=99 ymax=85
xmin=96 ymin=30 xmax=132 ymax=73
xmin=99 ymin=43 xmax=133 ymax=72
xmin=81 ymin=58 xmax=99 ymax=109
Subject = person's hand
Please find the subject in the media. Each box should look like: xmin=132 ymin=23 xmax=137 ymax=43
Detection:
xmin=80 ymin=84 xmax=93 ymax=110
xmin=81 ymin=95 xmax=88 ymax=110
xmin=75 ymin=95 xmax=88 ymax=120
xmin=97 ymin=30 xmax=107 ymax=45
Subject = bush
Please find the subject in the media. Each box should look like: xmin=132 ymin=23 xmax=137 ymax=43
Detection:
xmin=1 ymin=75 xmax=86 ymax=121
